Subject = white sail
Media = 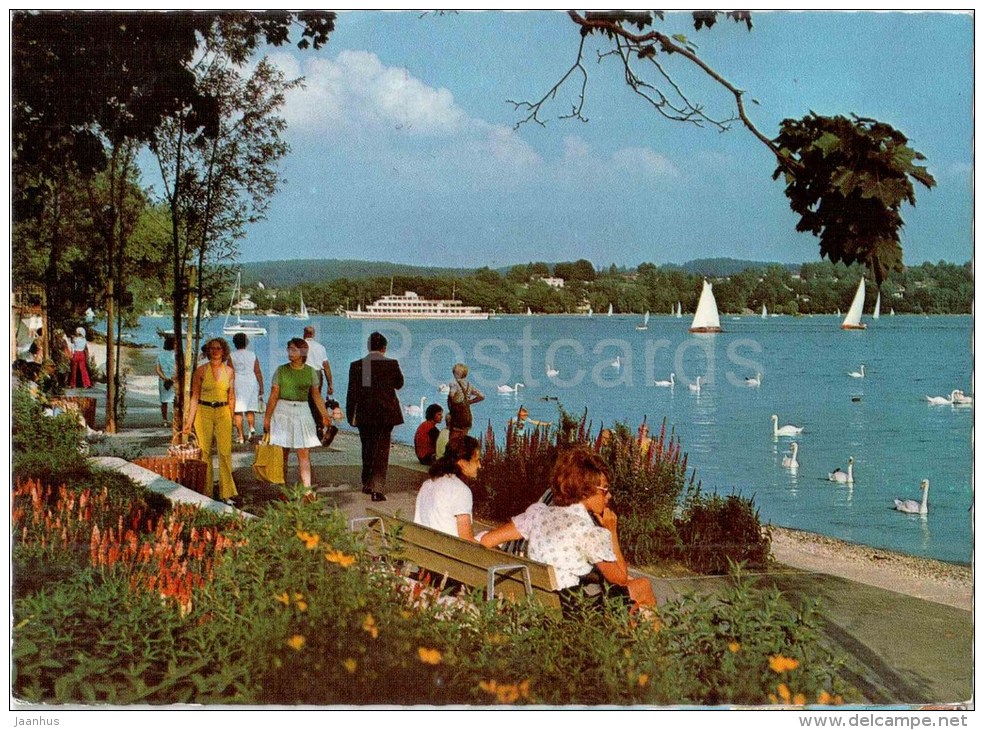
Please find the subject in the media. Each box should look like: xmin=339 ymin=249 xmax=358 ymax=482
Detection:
xmin=295 ymin=293 xmax=309 ymax=320
xmin=872 ymin=291 xmax=881 ymax=320
xmin=224 ymin=272 xmax=267 ymax=336
xmin=689 ymin=280 xmax=722 ymax=333
xmin=676 ymin=302 xmax=683 ymax=318
xmin=526 ymin=307 xmax=532 ymax=316
xmin=607 ymin=304 xmax=613 ymax=316
xmin=636 ymin=311 xmax=650 ymax=330
xmin=840 ymin=278 xmax=867 ymax=330
xmin=762 ymin=304 xmax=768 ymax=319
xmin=890 ymin=308 xmax=896 ymax=316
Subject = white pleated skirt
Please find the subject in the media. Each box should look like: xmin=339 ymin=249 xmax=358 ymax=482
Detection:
xmin=269 ymin=400 xmax=320 ymax=449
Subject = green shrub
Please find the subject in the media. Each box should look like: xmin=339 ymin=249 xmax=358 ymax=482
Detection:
xmin=676 ymin=484 xmax=771 ymax=574
xmin=12 ymin=388 xmax=88 ymax=483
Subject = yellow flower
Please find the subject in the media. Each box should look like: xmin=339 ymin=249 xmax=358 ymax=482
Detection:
xmin=362 ymin=614 xmax=379 ymax=639
xmin=296 ymin=530 xmax=320 ymax=550
xmin=293 ymin=592 xmax=304 ymax=601
xmin=417 ymin=647 xmax=443 ymax=665
xmin=793 ymin=693 xmax=807 ymax=706
xmin=728 ymin=642 xmax=741 ymax=654
xmin=296 ymin=600 xmax=308 ymax=612
xmin=325 ymin=549 xmax=356 ymax=567
xmin=768 ymin=654 xmax=800 ymax=674
xmin=478 ymin=679 xmax=498 ymax=694
xmin=273 ymin=591 xmax=290 ymax=605
xmin=777 ymin=683 xmax=791 ymax=703
xmin=343 ymin=658 xmax=358 ymax=674
xmin=496 ymin=684 xmax=520 ymax=704
xmin=286 ymin=634 xmax=306 ymax=651
xmin=637 ymin=673 xmax=650 ymax=688
xmin=518 ymin=679 xmax=531 ymax=699
xmin=817 ymin=690 xmax=833 ymax=705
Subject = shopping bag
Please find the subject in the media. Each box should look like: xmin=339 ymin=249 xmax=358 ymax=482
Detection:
xmin=253 ymin=435 xmax=285 ymax=484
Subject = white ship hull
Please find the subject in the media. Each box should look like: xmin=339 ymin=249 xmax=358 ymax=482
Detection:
xmin=344 ymin=310 xmax=489 ymax=320
xmin=343 ymin=290 xmax=489 ymax=320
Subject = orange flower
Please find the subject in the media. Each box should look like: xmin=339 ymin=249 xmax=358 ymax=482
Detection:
xmin=296 ymin=530 xmax=320 ymax=550
xmin=817 ymin=690 xmax=833 ymax=705
xmin=362 ymin=614 xmax=379 ymax=639
xmin=495 ymin=684 xmax=520 ymax=704
xmin=417 ymin=647 xmax=443 ymax=665
xmin=777 ymin=683 xmax=792 ymax=703
xmin=325 ymin=549 xmax=356 ymax=567
xmin=343 ymin=658 xmax=358 ymax=674
xmin=728 ymin=642 xmax=741 ymax=654
xmin=793 ymin=693 xmax=807 ymax=706
xmin=518 ymin=679 xmax=531 ymax=699
xmin=274 ymin=591 xmax=291 ymax=605
xmin=478 ymin=679 xmax=497 ymax=694
xmin=637 ymin=673 xmax=650 ymax=688
xmin=286 ymin=634 xmax=306 ymax=651
xmin=768 ymin=655 xmax=800 ymax=673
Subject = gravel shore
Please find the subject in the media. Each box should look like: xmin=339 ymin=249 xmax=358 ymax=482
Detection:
xmin=770 ymin=526 xmax=972 ymax=611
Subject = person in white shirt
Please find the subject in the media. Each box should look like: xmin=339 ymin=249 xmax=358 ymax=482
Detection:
xmin=480 ymin=447 xmax=655 ymax=610
xmin=414 ymin=435 xmax=482 ymax=540
xmin=303 ymin=325 xmax=333 ymax=396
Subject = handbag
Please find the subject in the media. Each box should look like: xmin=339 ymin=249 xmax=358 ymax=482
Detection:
xmin=253 ymin=434 xmax=285 ymax=484
xmin=163 ymin=378 xmax=174 ymax=391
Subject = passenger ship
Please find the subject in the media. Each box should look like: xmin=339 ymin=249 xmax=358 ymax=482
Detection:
xmin=344 ymin=291 xmax=489 ymax=320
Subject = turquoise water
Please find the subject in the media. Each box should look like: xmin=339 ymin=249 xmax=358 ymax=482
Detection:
xmin=128 ymin=313 xmax=973 ymax=564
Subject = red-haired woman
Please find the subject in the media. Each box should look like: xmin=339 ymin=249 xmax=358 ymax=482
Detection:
xmin=481 ymin=446 xmax=655 ymax=610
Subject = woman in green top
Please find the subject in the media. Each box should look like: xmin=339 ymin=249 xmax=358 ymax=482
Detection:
xmin=264 ymin=338 xmax=332 ymax=491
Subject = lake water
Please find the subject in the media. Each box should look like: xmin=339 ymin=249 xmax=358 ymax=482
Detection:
xmin=128 ymin=313 xmax=973 ymax=564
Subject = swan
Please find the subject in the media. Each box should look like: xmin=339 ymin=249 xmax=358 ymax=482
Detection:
xmin=771 ymin=414 xmax=803 ymax=437
xmin=782 ymin=442 xmax=799 ymax=469
xmin=745 ymin=372 xmax=762 ymax=387
xmin=497 ymin=383 xmax=525 ymax=394
xmin=952 ymin=390 xmax=973 ymax=406
xmin=848 ymin=364 xmax=866 ymax=379
xmin=611 ymin=356 xmax=621 ymax=370
xmin=546 ymin=366 xmax=560 ymax=378
xmin=925 ymin=389 xmax=959 ymax=405
xmin=688 ymin=376 xmax=702 ymax=393
xmin=654 ymin=373 xmax=675 ymax=388
xmin=894 ymin=479 xmax=929 ymax=515
xmin=438 ymin=383 xmax=450 ymax=395
xmin=404 ymin=396 xmax=427 ymax=418
xmin=827 ymin=456 xmax=854 ymax=484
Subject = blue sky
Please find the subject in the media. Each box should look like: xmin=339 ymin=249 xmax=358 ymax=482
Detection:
xmin=228 ymin=10 xmax=972 ymax=269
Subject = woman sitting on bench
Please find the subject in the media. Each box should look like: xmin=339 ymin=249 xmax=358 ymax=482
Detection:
xmin=480 ymin=446 xmax=655 ymax=611
xmin=413 ymin=435 xmax=482 ymax=540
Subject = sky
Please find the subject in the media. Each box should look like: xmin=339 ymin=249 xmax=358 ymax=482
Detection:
xmin=203 ymin=10 xmax=973 ymax=270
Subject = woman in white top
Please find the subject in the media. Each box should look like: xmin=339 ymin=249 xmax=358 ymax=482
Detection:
xmin=481 ymin=447 xmax=655 ymax=609
xmin=230 ymin=332 xmax=264 ymax=443
xmin=414 ymin=435 xmax=482 ymax=540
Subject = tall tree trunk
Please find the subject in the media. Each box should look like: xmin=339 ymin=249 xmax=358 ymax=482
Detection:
xmin=169 ymin=123 xmax=188 ymax=438
xmin=104 ymin=144 xmax=119 ymax=434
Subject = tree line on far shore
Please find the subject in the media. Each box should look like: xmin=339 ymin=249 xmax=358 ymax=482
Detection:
xmin=227 ymin=257 xmax=972 ymax=318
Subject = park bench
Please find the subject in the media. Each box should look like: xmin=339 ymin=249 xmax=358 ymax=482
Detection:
xmin=353 ymin=506 xmax=561 ymax=611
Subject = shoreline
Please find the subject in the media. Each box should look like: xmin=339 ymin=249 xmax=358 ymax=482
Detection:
xmin=95 ymin=341 xmax=974 ymax=612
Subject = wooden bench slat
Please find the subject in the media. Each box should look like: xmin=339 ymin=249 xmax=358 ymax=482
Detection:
xmin=363 ymin=507 xmax=561 ymax=609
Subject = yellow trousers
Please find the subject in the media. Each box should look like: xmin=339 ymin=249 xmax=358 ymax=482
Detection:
xmin=195 ymin=404 xmax=237 ymax=500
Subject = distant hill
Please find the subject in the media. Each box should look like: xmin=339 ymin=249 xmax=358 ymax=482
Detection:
xmin=232 ymin=256 xmax=800 ymax=288
xmin=234 ymin=259 xmax=478 ymax=288
xmin=663 ymin=258 xmax=801 ymax=277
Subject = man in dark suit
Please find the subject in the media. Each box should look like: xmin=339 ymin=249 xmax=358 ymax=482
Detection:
xmin=346 ymin=331 xmax=404 ymax=502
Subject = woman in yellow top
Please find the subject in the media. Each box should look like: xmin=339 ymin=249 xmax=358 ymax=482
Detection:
xmin=183 ymin=337 xmax=238 ymax=504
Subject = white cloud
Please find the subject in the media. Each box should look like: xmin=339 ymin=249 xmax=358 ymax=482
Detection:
xmin=612 ymin=147 xmax=680 ymax=178
xmin=556 ymin=135 xmax=679 ymax=183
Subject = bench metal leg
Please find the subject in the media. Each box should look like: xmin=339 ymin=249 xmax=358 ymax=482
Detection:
xmin=487 ymin=564 xmax=532 ymax=600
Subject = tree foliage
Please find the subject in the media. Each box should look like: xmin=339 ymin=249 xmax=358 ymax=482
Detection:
xmin=773 ymin=114 xmax=936 ymax=284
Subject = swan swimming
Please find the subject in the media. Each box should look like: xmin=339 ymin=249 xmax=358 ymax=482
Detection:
xmin=745 ymin=372 xmax=762 ymax=387
xmin=438 ymin=384 xmax=450 ymax=395
xmin=546 ymin=366 xmax=560 ymax=378
xmin=497 ymin=383 xmax=525 ymax=394
xmin=782 ymin=442 xmax=799 ymax=469
xmin=404 ymin=396 xmax=427 ymax=418
xmin=894 ymin=479 xmax=929 ymax=515
xmin=654 ymin=373 xmax=675 ymax=388
xmin=771 ymin=414 xmax=803 ymax=437
xmin=925 ymin=389 xmax=959 ymax=405
xmin=848 ymin=364 xmax=866 ymax=379
xmin=827 ymin=456 xmax=854 ymax=484
xmin=952 ymin=390 xmax=973 ymax=406
xmin=688 ymin=376 xmax=702 ymax=393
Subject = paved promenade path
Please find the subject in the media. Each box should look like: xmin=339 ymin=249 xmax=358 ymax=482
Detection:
xmin=72 ymin=376 xmax=973 ymax=707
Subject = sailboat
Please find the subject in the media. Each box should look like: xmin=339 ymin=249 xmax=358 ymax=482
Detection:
xmin=587 ymin=306 xmax=593 ymax=317
xmin=526 ymin=307 xmax=533 ymax=316
xmin=761 ymin=304 xmax=768 ymax=319
xmin=872 ymin=291 xmax=881 ymax=320
xmin=294 ymin=293 xmax=310 ymax=320
xmin=890 ymin=307 xmax=896 ymax=316
xmin=635 ymin=311 xmax=650 ymax=331
xmin=840 ymin=278 xmax=867 ymax=330
xmin=607 ymin=304 xmax=614 ymax=316
xmin=223 ymin=272 xmax=267 ymax=336
xmin=689 ymin=280 xmax=722 ymax=333
xmin=676 ymin=302 xmax=683 ymax=319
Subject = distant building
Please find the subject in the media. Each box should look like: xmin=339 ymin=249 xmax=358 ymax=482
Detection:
xmin=537 ymin=277 xmax=565 ymax=289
